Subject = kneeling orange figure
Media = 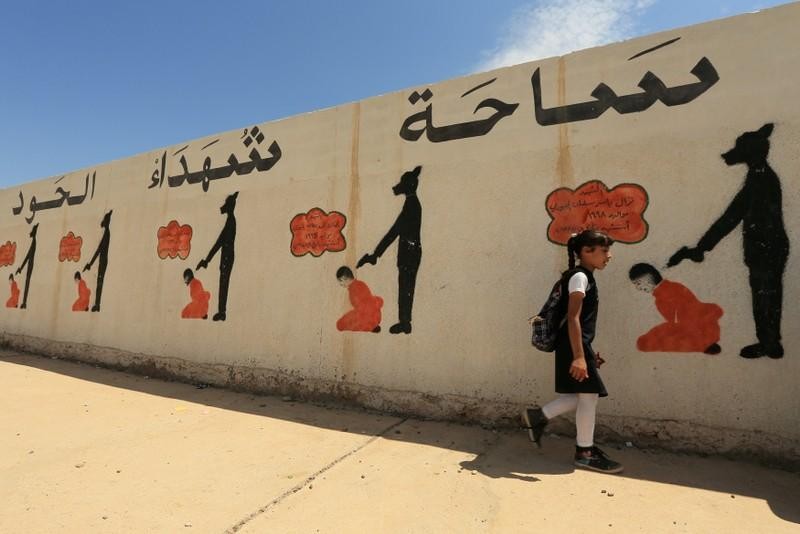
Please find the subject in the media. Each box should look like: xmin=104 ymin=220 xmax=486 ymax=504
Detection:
xmin=6 ymin=274 xmax=19 ymax=308
xmin=181 ymin=268 xmax=210 ymax=319
xmin=72 ymin=272 xmax=91 ymax=312
xmin=630 ymin=263 xmax=723 ymax=354
xmin=336 ymin=266 xmax=383 ymax=332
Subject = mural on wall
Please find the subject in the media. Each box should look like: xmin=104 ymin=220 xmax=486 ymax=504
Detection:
xmin=357 ymin=166 xmax=422 ymax=334
xmin=629 ymin=263 xmax=723 ymax=354
xmin=59 ymin=232 xmax=82 ymax=262
xmin=2 ymin=242 xmax=18 ymax=308
xmin=72 ymin=272 xmax=91 ymax=312
xmin=335 ymin=266 xmax=383 ymax=333
xmin=82 ymin=211 xmax=112 ymax=312
xmin=546 ymin=180 xmax=649 ymax=245
xmin=15 ymin=223 xmax=38 ymax=309
xmin=196 ymin=192 xmax=238 ymax=321
xmin=6 ymin=274 xmax=19 ymax=308
xmin=157 ymin=221 xmax=193 ymax=260
xmin=532 ymin=56 xmax=719 ymax=126
xmin=12 ymin=171 xmax=96 ymax=224
xmin=290 ymin=208 xmax=347 ymax=257
xmin=148 ymin=125 xmax=281 ymax=193
xmin=399 ymin=78 xmax=519 ymax=142
xmin=154 ymin=221 xmax=212 ymax=320
xmin=0 ymin=241 xmax=16 ymax=267
xmin=181 ymin=268 xmax=211 ymax=319
xmin=668 ymin=124 xmax=788 ymax=359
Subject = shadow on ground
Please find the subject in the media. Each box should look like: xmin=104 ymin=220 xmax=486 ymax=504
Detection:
xmin=3 ymin=351 xmax=798 ymax=525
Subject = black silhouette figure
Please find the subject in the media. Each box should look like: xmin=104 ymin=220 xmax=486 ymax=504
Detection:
xmin=357 ymin=166 xmax=422 ymax=334
xmin=15 ymin=223 xmax=38 ymax=310
xmin=668 ymin=123 xmax=789 ymax=359
xmin=83 ymin=210 xmax=113 ymax=312
xmin=197 ymin=192 xmax=237 ymax=322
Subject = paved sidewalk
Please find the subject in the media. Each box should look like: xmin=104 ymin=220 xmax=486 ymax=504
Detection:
xmin=1 ymin=351 xmax=798 ymax=533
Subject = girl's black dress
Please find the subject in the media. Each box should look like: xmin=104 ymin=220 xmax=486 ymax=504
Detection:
xmin=554 ymin=266 xmax=608 ymax=397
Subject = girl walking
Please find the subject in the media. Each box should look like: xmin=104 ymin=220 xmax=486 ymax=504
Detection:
xmin=523 ymin=230 xmax=623 ymax=473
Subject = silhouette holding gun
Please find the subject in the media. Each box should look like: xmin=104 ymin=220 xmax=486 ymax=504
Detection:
xmin=358 ymin=166 xmax=422 ymax=334
xmin=83 ymin=211 xmax=112 ymax=312
xmin=197 ymin=192 xmax=237 ymax=322
xmin=15 ymin=223 xmax=38 ymax=309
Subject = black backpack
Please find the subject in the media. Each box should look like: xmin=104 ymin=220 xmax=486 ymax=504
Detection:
xmin=530 ymin=269 xmax=584 ymax=352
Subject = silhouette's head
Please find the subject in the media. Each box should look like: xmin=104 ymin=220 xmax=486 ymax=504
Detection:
xmin=74 ymin=271 xmax=81 ymax=282
xmin=101 ymin=210 xmax=113 ymax=228
xmin=722 ymin=123 xmax=773 ymax=167
xmin=336 ymin=265 xmax=354 ymax=287
xmin=30 ymin=223 xmax=39 ymax=237
xmin=183 ymin=268 xmax=194 ymax=285
xmin=221 ymin=192 xmax=239 ymax=214
xmin=566 ymin=230 xmax=614 ymax=271
xmin=629 ymin=262 xmax=662 ymax=293
xmin=392 ymin=166 xmax=421 ymax=196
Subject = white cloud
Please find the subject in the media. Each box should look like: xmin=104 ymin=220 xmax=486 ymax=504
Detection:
xmin=477 ymin=0 xmax=656 ymax=71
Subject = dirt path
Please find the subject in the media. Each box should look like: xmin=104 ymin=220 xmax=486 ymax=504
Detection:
xmin=1 ymin=352 xmax=797 ymax=533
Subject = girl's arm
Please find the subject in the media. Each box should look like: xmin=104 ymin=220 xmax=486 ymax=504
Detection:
xmin=566 ymin=291 xmax=589 ymax=382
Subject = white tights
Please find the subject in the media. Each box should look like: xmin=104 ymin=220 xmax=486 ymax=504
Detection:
xmin=541 ymin=393 xmax=599 ymax=448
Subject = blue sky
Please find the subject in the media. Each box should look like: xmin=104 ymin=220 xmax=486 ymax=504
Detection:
xmin=0 ymin=0 xmax=788 ymax=187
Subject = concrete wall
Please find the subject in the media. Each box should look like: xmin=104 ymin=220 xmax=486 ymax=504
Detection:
xmin=2 ymin=3 xmax=799 ymax=464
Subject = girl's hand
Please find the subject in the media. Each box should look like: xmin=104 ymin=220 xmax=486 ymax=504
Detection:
xmin=595 ymin=351 xmax=606 ymax=368
xmin=570 ymin=358 xmax=588 ymax=382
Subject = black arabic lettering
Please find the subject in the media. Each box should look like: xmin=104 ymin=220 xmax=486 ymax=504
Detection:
xmin=66 ymin=173 xmax=92 ymax=206
xmin=12 ymin=191 xmax=24 ymax=215
xmin=153 ymin=131 xmax=282 ymax=192
xmin=532 ymin=57 xmax=719 ymax=126
xmin=24 ymin=196 xmax=37 ymax=224
xmin=20 ymin=172 xmax=96 ymax=224
xmin=149 ymin=152 xmax=167 ymax=189
xmin=399 ymin=80 xmax=519 ymax=143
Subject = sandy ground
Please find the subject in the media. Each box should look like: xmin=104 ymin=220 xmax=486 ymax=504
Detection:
xmin=0 ymin=351 xmax=798 ymax=534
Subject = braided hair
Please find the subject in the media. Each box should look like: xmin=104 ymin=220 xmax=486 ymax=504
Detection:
xmin=566 ymin=230 xmax=615 ymax=270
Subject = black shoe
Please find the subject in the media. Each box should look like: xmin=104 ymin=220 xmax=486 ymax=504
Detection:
xmin=212 ymin=312 xmax=226 ymax=322
xmin=389 ymin=322 xmax=411 ymax=334
xmin=371 ymin=326 xmax=381 ymax=333
xmin=703 ymin=343 xmax=721 ymax=355
xmin=740 ymin=343 xmax=783 ymax=359
xmin=574 ymin=447 xmax=624 ymax=474
xmin=91 ymin=305 xmax=100 ymax=312
xmin=521 ymin=408 xmax=547 ymax=447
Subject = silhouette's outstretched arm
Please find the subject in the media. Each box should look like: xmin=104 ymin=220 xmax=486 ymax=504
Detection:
xmin=358 ymin=214 xmax=401 ymax=268
xmin=16 ymin=249 xmax=32 ymax=275
xmin=197 ymin=232 xmax=224 ymax=270
xmin=696 ymin=186 xmax=747 ymax=253
xmin=84 ymin=241 xmax=102 ymax=272
xmin=373 ymin=214 xmax=402 ymax=258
